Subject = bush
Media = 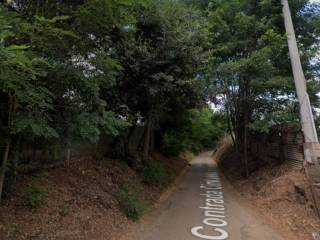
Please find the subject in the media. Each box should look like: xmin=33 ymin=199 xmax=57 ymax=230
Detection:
xmin=142 ymin=160 xmax=168 ymax=187
xmin=119 ymin=186 xmax=145 ymax=221
xmin=23 ymin=185 xmax=48 ymax=208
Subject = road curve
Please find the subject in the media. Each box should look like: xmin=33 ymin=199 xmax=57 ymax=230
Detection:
xmin=123 ymin=151 xmax=284 ymax=240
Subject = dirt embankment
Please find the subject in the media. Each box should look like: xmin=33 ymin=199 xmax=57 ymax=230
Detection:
xmin=0 ymin=152 xmax=187 ymax=240
xmin=216 ymin=144 xmax=320 ymax=240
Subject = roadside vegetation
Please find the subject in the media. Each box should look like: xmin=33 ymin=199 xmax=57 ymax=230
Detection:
xmin=119 ymin=185 xmax=146 ymax=221
xmin=23 ymin=184 xmax=48 ymax=208
xmin=142 ymin=159 xmax=168 ymax=187
xmin=0 ymin=0 xmax=210 ymax=201
xmin=0 ymin=0 xmax=319 ymax=239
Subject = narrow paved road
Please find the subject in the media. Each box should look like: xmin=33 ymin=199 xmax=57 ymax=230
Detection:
xmin=123 ymin=152 xmax=284 ymax=240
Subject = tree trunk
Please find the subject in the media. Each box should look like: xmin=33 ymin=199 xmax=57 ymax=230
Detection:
xmin=36 ymin=0 xmax=40 ymax=15
xmin=0 ymin=93 xmax=15 ymax=201
xmin=235 ymin=76 xmax=244 ymax=153
xmin=150 ymin=129 xmax=155 ymax=152
xmin=226 ymin=101 xmax=236 ymax=146
xmin=243 ymin=77 xmax=250 ymax=178
xmin=0 ymin=93 xmax=16 ymax=202
xmin=65 ymin=126 xmax=72 ymax=167
xmin=65 ymin=146 xmax=71 ymax=167
xmin=12 ymin=137 xmax=21 ymax=182
xmin=143 ymin=113 xmax=153 ymax=161
xmin=124 ymin=126 xmax=137 ymax=165
xmin=243 ymin=115 xmax=249 ymax=178
xmin=0 ymin=141 xmax=11 ymax=202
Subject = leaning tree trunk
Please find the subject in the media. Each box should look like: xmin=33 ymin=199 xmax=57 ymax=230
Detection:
xmin=225 ymin=99 xmax=236 ymax=147
xmin=223 ymin=78 xmax=237 ymax=147
xmin=0 ymin=93 xmax=15 ymax=202
xmin=143 ymin=112 xmax=153 ymax=161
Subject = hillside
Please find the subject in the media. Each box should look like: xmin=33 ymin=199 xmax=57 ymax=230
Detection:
xmin=217 ymin=145 xmax=320 ymax=240
xmin=0 ymin=153 xmax=187 ymax=240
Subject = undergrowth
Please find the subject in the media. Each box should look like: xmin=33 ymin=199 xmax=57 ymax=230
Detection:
xmin=118 ymin=185 xmax=145 ymax=221
xmin=23 ymin=184 xmax=48 ymax=208
xmin=142 ymin=159 xmax=168 ymax=187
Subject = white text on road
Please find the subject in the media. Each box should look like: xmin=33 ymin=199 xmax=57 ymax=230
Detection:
xmin=191 ymin=170 xmax=229 ymax=240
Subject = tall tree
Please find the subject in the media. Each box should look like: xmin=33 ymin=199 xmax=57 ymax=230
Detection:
xmin=112 ymin=0 xmax=210 ymax=161
xmin=0 ymin=6 xmax=57 ymax=200
xmin=207 ymin=0 xmax=320 ymax=175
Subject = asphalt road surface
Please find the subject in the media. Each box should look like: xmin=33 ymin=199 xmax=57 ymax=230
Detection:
xmin=124 ymin=151 xmax=284 ymax=240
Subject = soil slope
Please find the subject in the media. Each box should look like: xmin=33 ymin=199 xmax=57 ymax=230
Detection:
xmin=217 ymin=144 xmax=320 ymax=240
xmin=0 ymin=152 xmax=187 ymax=240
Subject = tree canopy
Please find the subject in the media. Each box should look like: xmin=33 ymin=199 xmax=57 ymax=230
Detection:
xmin=0 ymin=0 xmax=319 ymax=198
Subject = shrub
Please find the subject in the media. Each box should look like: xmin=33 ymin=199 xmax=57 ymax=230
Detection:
xmin=23 ymin=185 xmax=48 ymax=208
xmin=142 ymin=160 xmax=168 ymax=187
xmin=119 ymin=186 xmax=145 ymax=221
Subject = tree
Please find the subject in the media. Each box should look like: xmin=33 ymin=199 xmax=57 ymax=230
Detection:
xmin=207 ymin=0 xmax=320 ymax=176
xmin=0 ymin=1 xmax=129 ymax=199
xmin=0 ymin=6 xmax=57 ymax=200
xmin=112 ymin=0 xmax=210 ymax=161
xmin=27 ymin=1 xmax=128 ymax=163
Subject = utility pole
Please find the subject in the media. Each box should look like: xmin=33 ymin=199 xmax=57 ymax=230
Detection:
xmin=282 ymin=0 xmax=320 ymax=216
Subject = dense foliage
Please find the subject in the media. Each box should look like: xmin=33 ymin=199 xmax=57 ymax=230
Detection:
xmin=163 ymin=108 xmax=227 ymax=156
xmin=0 ymin=0 xmax=319 ymax=200
xmin=0 ymin=0 xmax=210 ymax=200
xmin=206 ymin=0 xmax=320 ymax=175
